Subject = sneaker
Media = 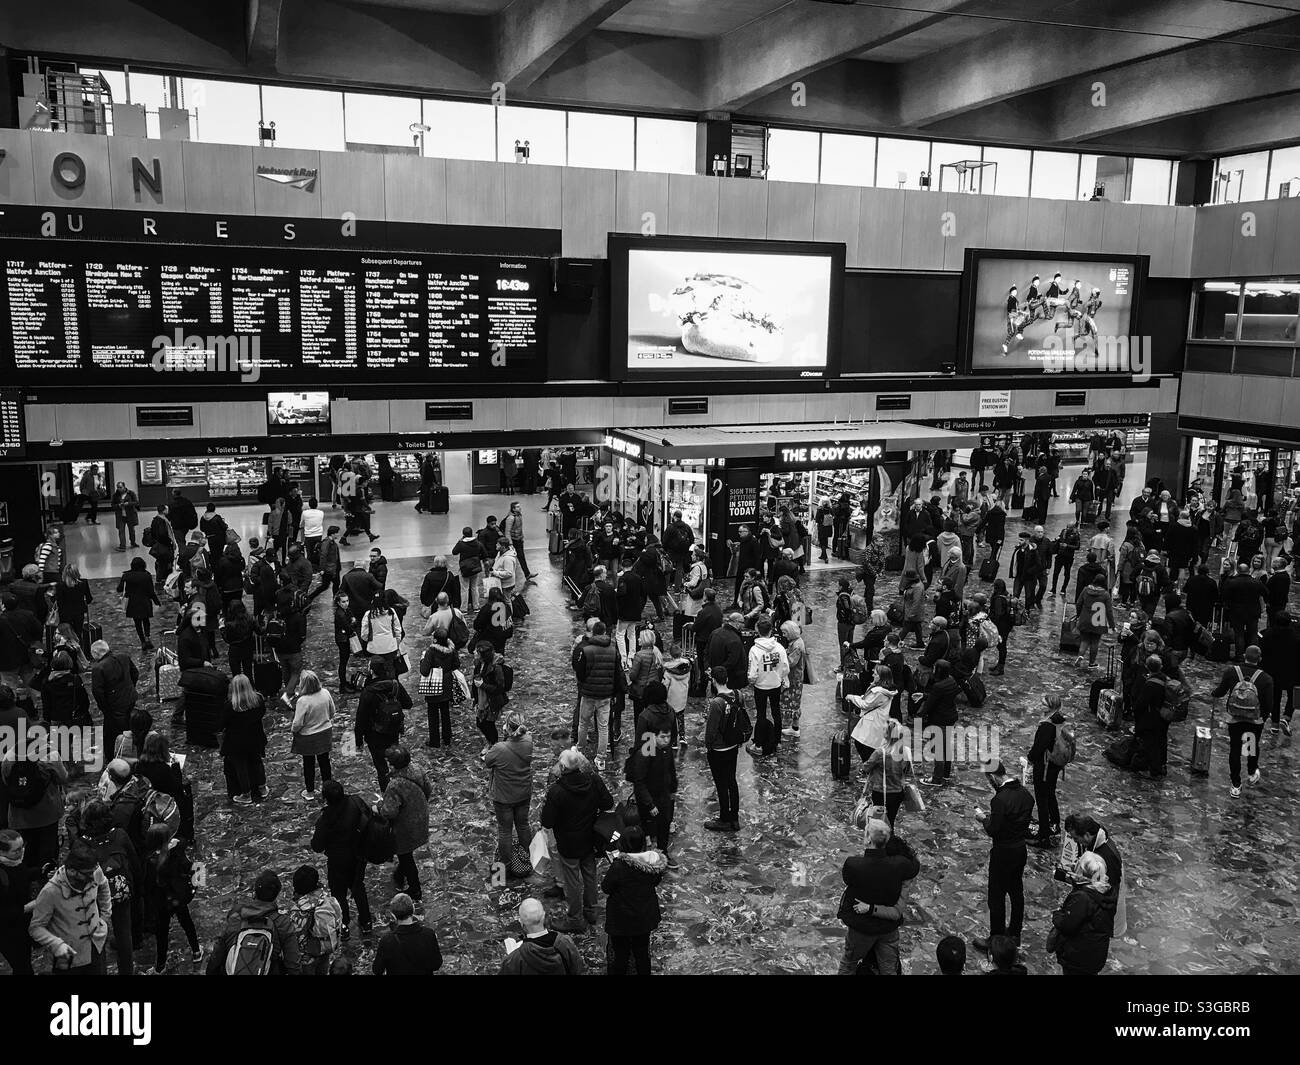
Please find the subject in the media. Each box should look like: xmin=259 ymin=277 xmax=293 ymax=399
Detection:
xmin=340 ymin=926 xmax=351 ymax=942
xmin=595 ymin=756 xmax=607 ymax=772
xmin=1248 ymin=770 xmax=1261 ymax=785
xmin=231 ymin=794 xmax=254 ymax=807
xmin=918 ymin=778 xmax=943 ymax=788
xmin=300 ymin=789 xmax=316 ymax=800
xmin=781 ymin=727 xmax=798 ymax=737
xmin=191 ymin=946 xmax=205 ymax=964
xmin=1284 ymin=720 xmax=1293 ymax=736
xmin=1229 ymin=785 xmax=1241 ymax=797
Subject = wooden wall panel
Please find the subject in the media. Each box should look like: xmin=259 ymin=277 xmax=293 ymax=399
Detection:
xmin=382 ymin=155 xmax=447 ymax=224
xmin=813 ymin=183 xmax=859 ymax=262
xmin=31 ymin=132 xmax=113 ymax=209
xmin=318 ymin=149 xmax=386 ymax=221
xmin=181 ymin=142 xmax=255 ymax=215
xmin=857 ymin=187 xmax=905 ymax=268
xmin=666 ymin=173 xmax=719 ymax=237
xmin=1229 ymin=198 xmax=1278 ymax=276
xmin=505 ymin=163 xmax=562 ymax=230
xmin=898 ymin=190 xmax=945 ymax=271
xmin=251 ymin=148 xmax=322 ymax=219
xmin=445 ymin=159 xmax=506 ymax=227
xmin=765 ymin=181 xmax=816 ymax=241
xmin=107 ymin=136 xmax=186 ymax=212
xmin=614 ymin=170 xmax=669 ymax=236
xmin=561 ymin=167 xmax=616 ymax=257
xmin=983 ymin=196 xmax=1028 ymax=251
xmin=1023 ymin=197 xmax=1067 ymax=253
xmin=717 ymin=178 xmax=768 ymax=240
xmin=942 ymin=192 xmax=989 ymax=271
xmin=0 ymin=129 xmax=36 ymax=204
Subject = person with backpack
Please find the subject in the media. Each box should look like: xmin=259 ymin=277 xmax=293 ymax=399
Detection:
xmin=1 ymin=732 xmax=69 ymax=872
xmin=143 ymin=834 xmax=203 ymax=974
xmin=380 ymin=745 xmax=432 ymax=905
xmin=1047 ymin=851 xmax=1117 ymax=975
xmin=89 ymin=639 xmax=140 ymax=759
xmin=472 ymin=641 xmax=511 ymax=759
xmin=971 ymin=759 xmax=1035 ymax=957
xmin=863 ymin=718 xmax=914 ymax=828
xmin=1026 ymin=695 xmax=1072 ymax=849
xmin=355 ymin=657 xmax=411 ymax=792
xmin=29 ymin=841 xmax=112 ymax=974
xmin=373 ymin=891 xmax=443 ymax=975
xmin=1075 ymin=573 xmax=1114 ymax=670
xmin=1134 ymin=551 xmax=1168 ymax=620
xmin=288 ymin=865 xmax=344 ymax=976
xmin=311 ymin=781 xmax=373 ymax=940
xmin=626 ymin=713 xmax=678 ymax=865
xmin=75 ymin=799 xmax=140 ymax=975
xmin=703 ymin=667 xmax=749 ymax=832
xmin=746 ymin=617 xmax=789 ymax=758
xmin=918 ymin=661 xmax=962 ymax=787
xmin=272 ymin=589 xmax=308 ymax=709
xmin=1210 ymin=646 xmax=1272 ymax=798
xmin=1008 ymin=533 xmax=1043 ymax=616
xmin=453 ymin=526 xmax=487 ymax=612
xmin=360 ymin=593 xmax=404 ymax=679
xmin=206 ymin=869 xmax=302 ymax=975
xmin=419 ymin=555 xmax=462 ymax=613
xmin=835 ymin=577 xmax=856 ymax=654
xmin=485 ymin=712 xmax=535 ymax=875
xmin=848 ymin=664 xmax=898 ymax=766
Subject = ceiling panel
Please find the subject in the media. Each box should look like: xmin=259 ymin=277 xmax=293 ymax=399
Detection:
xmin=601 ymin=0 xmax=791 ymax=40
xmin=346 ymin=0 xmax=513 ymax=14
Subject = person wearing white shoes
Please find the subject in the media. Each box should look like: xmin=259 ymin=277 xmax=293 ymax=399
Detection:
xmin=746 ymin=617 xmax=789 ymax=758
xmin=1209 ymin=645 xmax=1272 ymax=798
xmin=289 ymin=670 xmax=336 ymax=801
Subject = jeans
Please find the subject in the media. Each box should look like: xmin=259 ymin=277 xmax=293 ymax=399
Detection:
xmin=578 ymin=696 xmax=611 ymax=758
xmin=1227 ymin=720 xmax=1263 ymax=787
xmin=426 ymin=699 xmax=452 ymax=746
xmin=511 ymin=540 xmax=532 ymax=579
xmin=708 ymin=747 xmax=740 ymax=823
xmin=556 ymin=852 xmax=598 ymax=921
xmin=871 ymin=789 xmax=904 ymax=826
xmin=133 ymin=617 xmax=152 ymax=645
xmin=754 ymin=687 xmax=782 ymax=754
xmin=609 ymin=934 xmax=652 ymax=975
xmin=329 ymin=859 xmax=371 ymax=929
xmin=303 ymin=753 xmax=332 ymax=791
xmin=1032 ymin=761 xmax=1061 ymax=836
xmin=988 ymin=845 xmax=1028 ymax=938
xmin=1079 ymin=632 xmax=1100 ymax=665
xmin=493 ymin=799 xmax=533 ymax=865
xmin=153 ymin=552 xmax=173 ymax=586
xmin=838 ymin=928 xmax=901 ymax=975
xmin=154 ymin=901 xmax=199 ymax=970
xmin=367 ymin=739 xmax=393 ymax=790
xmin=463 ymin=572 xmax=483 ymax=612
xmin=227 ymin=640 xmax=253 ymax=680
xmin=395 ymin=852 xmax=421 ymax=900
xmin=1270 ymin=685 xmax=1294 ymax=726
xmin=1229 ymin=615 xmax=1259 ymax=659
xmin=995 ymin=626 xmax=1011 ymax=670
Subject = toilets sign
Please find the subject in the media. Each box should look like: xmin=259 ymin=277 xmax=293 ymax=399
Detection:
xmin=775 ymin=440 xmax=885 ymax=470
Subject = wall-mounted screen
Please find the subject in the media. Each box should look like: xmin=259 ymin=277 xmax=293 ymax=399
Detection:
xmin=267 ymin=391 xmax=330 ymax=435
xmin=962 ymin=250 xmax=1147 ymax=374
xmin=0 ymin=238 xmax=549 ymax=385
xmin=609 ymin=235 xmax=844 ymax=379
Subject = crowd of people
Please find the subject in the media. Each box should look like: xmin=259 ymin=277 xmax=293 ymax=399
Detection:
xmin=1 ymin=440 xmax=1297 ymax=976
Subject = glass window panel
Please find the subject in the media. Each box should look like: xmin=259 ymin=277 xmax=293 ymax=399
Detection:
xmin=1030 ymin=151 xmax=1080 ymax=200
xmin=979 ymin=146 xmax=1030 ymax=197
xmin=182 ymin=78 xmax=261 ymax=145
xmin=343 ymin=92 xmax=421 ymax=149
xmin=1267 ymin=145 xmax=1300 ymax=198
xmin=496 ymin=105 xmax=566 ymax=166
xmin=1128 ymin=158 xmax=1172 ymax=205
xmin=1077 ymin=154 xmax=1100 ymax=197
xmin=1240 ymin=279 xmax=1300 ymax=342
xmin=635 ymin=117 xmax=696 ymax=175
xmin=930 ymin=142 xmax=982 ymax=193
xmin=1215 ymin=151 xmax=1269 ymax=203
xmin=1192 ymin=281 xmax=1241 ymax=340
xmin=819 ymin=133 xmax=875 ymax=187
xmin=82 ymin=67 xmax=127 ymax=104
xmin=260 ymin=85 xmax=345 ymax=151
xmin=423 ymin=99 xmax=496 ymax=161
xmin=875 ymin=137 xmax=930 ymax=189
xmin=567 ymin=111 xmax=634 ymax=170
xmin=765 ymin=128 xmax=820 ymax=183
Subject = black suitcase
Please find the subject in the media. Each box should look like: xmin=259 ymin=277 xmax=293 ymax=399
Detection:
xmin=1104 ymin=734 xmax=1136 ymax=768
xmin=1011 ymin=491 xmax=1025 ymax=509
xmin=183 ymin=690 xmax=224 ymax=749
xmin=1059 ymin=611 xmax=1081 ymax=654
xmin=1207 ymin=607 xmax=1230 ymax=663
xmin=1088 ymin=647 xmax=1117 ymax=715
xmin=979 ymin=557 xmax=999 ymax=582
xmin=831 ymin=728 xmax=853 ymax=780
xmin=672 ymin=611 xmax=689 ymax=643
xmin=180 ymin=665 xmax=230 ymax=698
xmin=428 ymin=486 xmax=449 ymax=515
xmin=80 ymin=621 xmax=103 ymax=658
xmin=59 ymin=498 xmax=81 ymax=523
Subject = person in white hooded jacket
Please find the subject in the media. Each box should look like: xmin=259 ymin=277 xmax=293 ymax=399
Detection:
xmin=849 ymin=664 xmax=898 ymax=765
xmin=490 ymin=537 xmax=527 ymax=597
xmin=745 ymin=617 xmax=789 ymax=759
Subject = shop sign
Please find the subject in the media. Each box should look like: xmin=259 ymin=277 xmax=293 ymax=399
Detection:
xmin=603 ymin=431 xmax=643 ymax=460
xmin=774 ymin=440 xmax=885 ymax=470
xmin=979 ymin=391 xmax=1012 ymax=418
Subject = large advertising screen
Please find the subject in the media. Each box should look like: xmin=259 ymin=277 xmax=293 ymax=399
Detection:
xmin=609 ymin=235 xmax=844 ymax=379
xmin=0 ymin=238 xmax=549 ymax=385
xmin=963 ymin=250 xmax=1147 ymax=374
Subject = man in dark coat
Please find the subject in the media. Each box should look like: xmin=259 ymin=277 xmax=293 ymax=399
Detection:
xmin=972 ymin=759 xmax=1035 ymax=956
xmin=540 ymin=750 xmax=614 ymax=934
xmin=1259 ymin=612 xmax=1299 ymax=735
xmin=706 ymin=612 xmax=748 ymax=691
xmin=168 ymin=490 xmax=198 ymax=538
xmin=1220 ymin=563 xmax=1267 ymax=660
xmin=837 ymin=819 xmax=919 ymax=975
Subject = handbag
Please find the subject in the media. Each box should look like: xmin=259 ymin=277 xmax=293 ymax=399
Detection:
xmin=528 ymin=831 xmax=552 ymax=877
xmin=395 ymin=649 xmax=410 ymax=677
xmin=348 ymin=635 xmax=363 ymax=655
xmin=902 ymin=780 xmax=925 ymax=813
xmin=506 ymin=843 xmax=532 ymax=880
xmin=419 ymin=669 xmax=445 ymax=697
xmin=452 ymin=669 xmax=471 ymax=703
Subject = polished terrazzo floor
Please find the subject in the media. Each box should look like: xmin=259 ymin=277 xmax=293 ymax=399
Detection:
xmin=11 ymin=469 xmax=1299 ymax=975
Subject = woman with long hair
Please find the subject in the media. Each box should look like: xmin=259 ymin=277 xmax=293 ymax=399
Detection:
xmin=40 ymin=649 xmax=89 ymax=728
xmin=471 ymin=640 xmax=509 ymax=758
xmin=778 ymin=620 xmax=808 ymax=738
xmin=55 ymin=562 xmax=93 ymax=635
xmin=627 ymin=626 xmax=664 ymax=727
xmin=473 ymin=585 xmax=514 ymax=655
xmin=138 ymin=730 xmax=194 ymax=841
xmin=361 ymin=592 xmax=404 ymax=675
xmin=289 ymin=670 xmax=335 ymax=800
xmin=380 ymin=745 xmax=431 ymax=904
xmin=117 ymin=556 xmax=160 ymax=651
xmin=419 ymin=624 xmax=459 ymax=748
xmin=221 ymin=673 xmax=267 ymax=806
xmin=220 ymin=599 xmax=257 ymax=680
xmin=863 ymin=717 xmax=914 ymax=827
xmin=849 ymin=664 xmax=898 ymax=766
xmin=484 ymin=711 xmax=534 ymax=873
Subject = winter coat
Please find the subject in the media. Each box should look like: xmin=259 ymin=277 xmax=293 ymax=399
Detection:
xmin=1 ymin=759 xmax=68 ymax=831
xmin=206 ymin=898 xmax=301 ymax=975
xmin=419 ymin=566 xmax=461 ymax=610
xmin=706 ymin=625 xmax=748 ymax=690
xmin=627 ymin=647 xmax=664 ymax=700
xmin=601 ymin=849 xmax=666 ymax=936
xmin=220 ymin=699 xmax=267 ymax=758
xmin=311 ymin=794 xmax=370 ymax=870
xmin=1052 ymin=884 xmax=1116 ymax=974
xmin=381 ymin=766 xmax=432 ymax=855
xmin=29 ymin=866 xmax=111 ymax=968
xmin=485 ymin=734 xmax=534 ymax=805
xmin=572 ymin=635 xmax=620 ymax=699
xmin=539 ymin=769 xmax=614 ymax=859
xmin=921 ymin=676 xmax=961 ymax=728
xmin=662 ymin=656 xmax=691 ymax=712
xmin=627 ymin=738 xmax=677 ymax=811
xmin=40 ymin=670 xmax=89 ymax=726
xmin=498 ymin=930 xmax=585 ymax=975
xmin=118 ymin=568 xmax=159 ymax=620
xmin=1076 ymin=585 xmax=1115 ymax=635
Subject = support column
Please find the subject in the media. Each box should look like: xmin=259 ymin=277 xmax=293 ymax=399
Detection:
xmin=696 ymin=112 xmax=732 ymax=177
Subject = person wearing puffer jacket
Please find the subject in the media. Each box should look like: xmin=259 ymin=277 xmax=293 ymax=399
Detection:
xmin=1074 ymin=574 xmax=1115 ymax=669
xmin=1049 ymin=851 xmax=1117 ymax=974
xmin=601 ymin=825 xmax=666 ymax=975
xmin=28 ymin=841 xmax=112 ymax=973
xmin=380 ymin=745 xmax=432 ymax=904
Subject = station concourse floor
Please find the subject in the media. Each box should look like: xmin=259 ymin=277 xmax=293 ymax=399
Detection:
xmin=19 ymin=462 xmax=1299 ymax=975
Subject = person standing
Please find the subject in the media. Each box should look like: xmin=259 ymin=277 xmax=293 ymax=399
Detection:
xmin=1093 ymin=459 xmax=1119 ymax=520
xmin=419 ymin=626 xmax=459 ymax=749
xmin=311 ymin=781 xmax=373 ymax=939
xmin=1133 ymin=654 xmax=1170 ymax=779
xmin=502 ymin=501 xmax=533 ymax=581
xmin=1220 ymin=562 xmax=1267 ymax=660
xmin=1050 ymin=523 xmax=1081 ymax=597
xmin=1075 ymin=574 xmax=1114 ymax=669
xmin=540 ymin=749 xmax=614 ymax=934
xmin=2 ymin=734 xmax=69 ymax=872
xmin=863 ymin=718 xmax=914 ymax=828
xmin=471 ymin=641 xmax=510 ymax=759
xmin=484 ymin=712 xmax=534 ymax=874
xmin=602 ymin=826 xmax=666 ymax=975
xmin=1048 ymin=852 xmax=1116 ymax=975
xmin=0 ymin=831 xmax=35 ymax=974
xmin=300 ymin=497 xmax=326 ymax=568
xmin=836 ymin=818 xmax=918 ymax=975
xmin=374 ymin=892 xmax=442 ymax=974
xmin=703 ymin=667 xmax=748 ymax=832
xmin=1259 ymin=612 xmax=1298 ymax=736
xmin=289 ymin=670 xmax=335 ymax=801
xmin=89 ymin=639 xmax=139 ymax=761
xmin=354 ymin=658 xmax=410 ymax=791
xmin=380 ymin=745 xmax=432 ymax=906
xmin=28 ymin=842 xmax=111 ymax=974
xmin=147 ymin=506 xmax=176 ymax=588
xmin=220 ymin=673 xmax=267 ymax=806
xmin=1027 ymin=695 xmax=1069 ymax=847
xmin=918 ymin=660 xmax=961 ymax=786
xmin=111 ymin=482 xmax=139 ymax=551
xmin=972 ymin=759 xmax=1034 ymax=956
xmin=500 ymin=897 xmax=584 ymax=974
xmin=627 ymin=711 xmax=677 ymax=863
xmin=571 ymin=620 xmax=620 ymax=772
xmin=77 ymin=464 xmax=102 ymax=524
xmin=1210 ymin=647 xmax=1271 ymax=798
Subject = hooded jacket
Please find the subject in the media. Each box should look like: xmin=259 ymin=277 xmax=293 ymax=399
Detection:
xmin=381 ymin=766 xmax=432 ymax=855
xmin=627 ymin=737 xmax=677 ymax=810
xmin=921 ymin=676 xmax=961 ymax=728
xmin=29 ymin=865 xmax=112 ymax=968
xmin=485 ymin=734 xmax=534 ymax=806
xmin=206 ymin=897 xmax=301 ymax=975
xmin=310 ymin=793 xmax=370 ymax=870
xmin=1052 ymin=884 xmax=1117 ymax=974
xmin=662 ymin=656 xmax=691 ymax=712
xmin=601 ymin=849 xmax=666 ymax=936
xmin=747 ymin=636 xmax=789 ymax=691
xmin=1076 ymin=585 xmax=1114 ymax=635
xmin=839 ymin=836 xmax=920 ymax=935
xmin=498 ymin=929 xmax=585 ymax=975
xmin=540 ymin=769 xmax=614 ymax=859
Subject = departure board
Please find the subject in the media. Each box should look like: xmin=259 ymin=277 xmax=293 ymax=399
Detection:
xmin=0 ymin=239 xmax=548 ymax=383
xmin=0 ymin=388 xmax=25 ymax=458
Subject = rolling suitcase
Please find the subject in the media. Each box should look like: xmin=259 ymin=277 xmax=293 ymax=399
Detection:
xmin=831 ymin=728 xmax=853 ymax=780
xmin=80 ymin=620 xmax=103 ymax=659
xmin=428 ymin=486 xmax=449 ymax=515
xmin=562 ymin=575 xmax=583 ymax=603
xmin=1089 ymin=646 xmax=1117 ymax=718
xmin=1206 ymin=607 xmax=1231 ymax=663
xmin=1083 ymin=500 xmax=1100 ymax=524
xmin=252 ymin=636 xmax=281 ymax=699
xmin=1010 ymin=491 xmax=1025 ymax=510
xmin=1190 ymin=716 xmax=1213 ymax=775
xmin=978 ymin=556 xmax=999 ymax=582
xmin=1059 ymin=610 xmax=1082 ymax=655
xmin=672 ymin=611 xmax=689 ymax=643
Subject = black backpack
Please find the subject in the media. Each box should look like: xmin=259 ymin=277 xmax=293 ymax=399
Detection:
xmin=369 ymin=684 xmax=402 ymax=736
xmin=499 ymin=661 xmax=515 ymax=692
xmin=6 ymin=761 xmax=51 ymax=808
xmin=717 ymin=692 xmax=752 ymax=747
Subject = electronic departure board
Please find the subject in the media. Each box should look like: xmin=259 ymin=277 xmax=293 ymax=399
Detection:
xmin=0 ymin=388 xmax=26 ymax=458
xmin=0 ymin=240 xmax=549 ymax=384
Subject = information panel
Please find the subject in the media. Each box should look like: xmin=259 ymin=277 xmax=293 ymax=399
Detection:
xmin=0 ymin=388 xmax=27 ymax=458
xmin=0 ymin=240 xmax=548 ymax=384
